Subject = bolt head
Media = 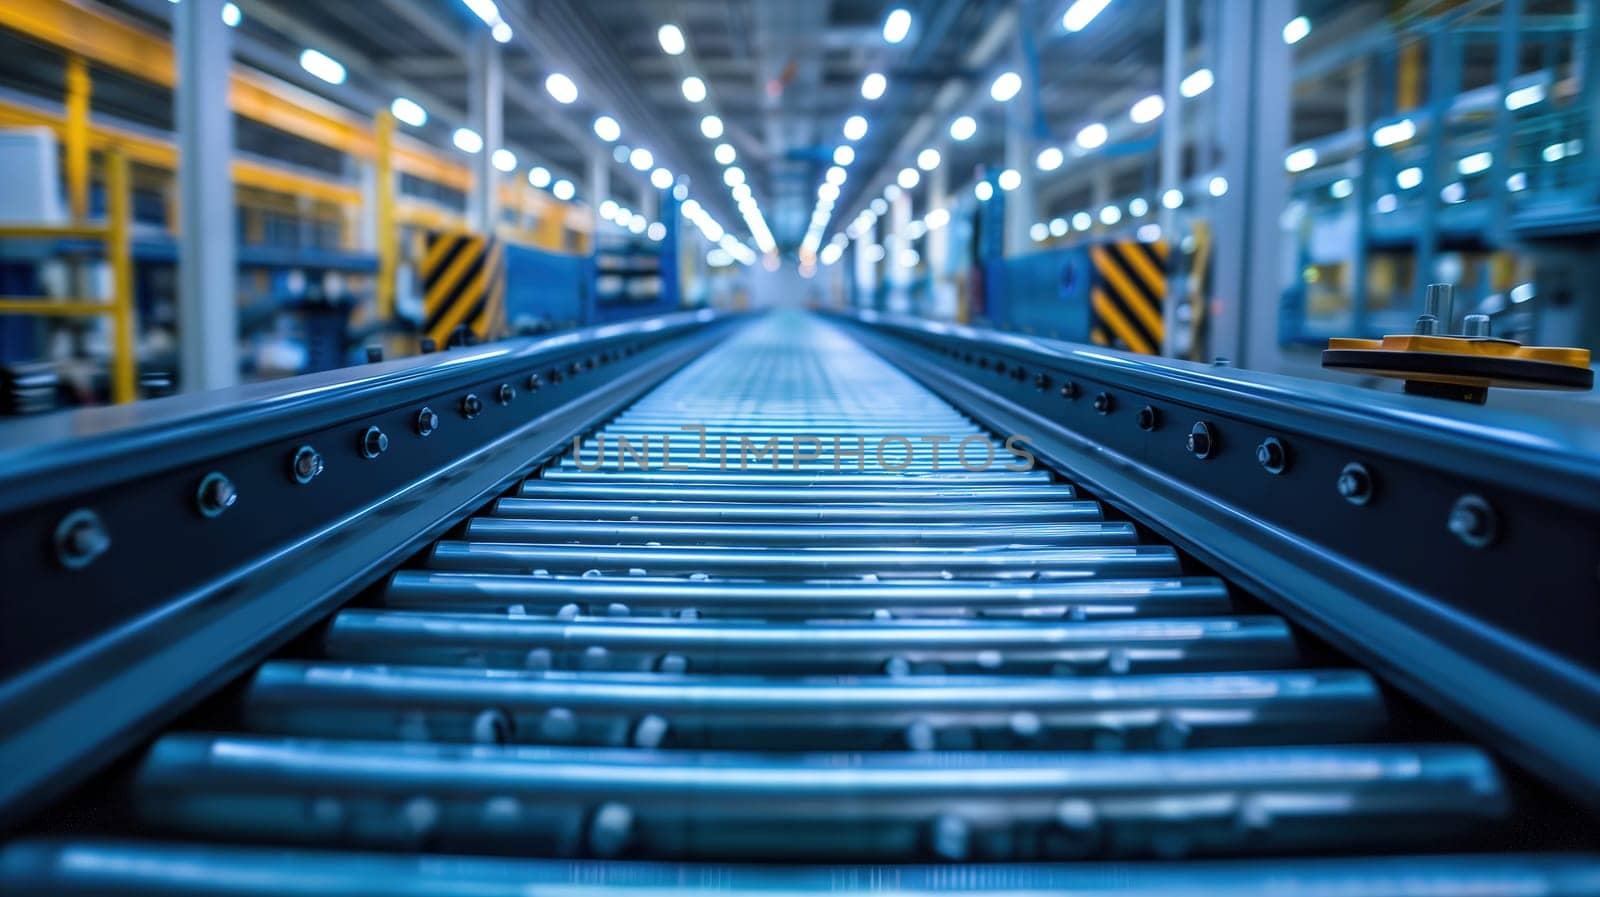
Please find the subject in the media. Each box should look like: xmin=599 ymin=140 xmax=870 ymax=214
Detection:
xmin=197 ymin=472 xmax=237 ymax=517
xmin=497 ymin=383 xmax=515 ymax=405
xmin=1093 ymin=392 xmax=1113 ymax=414
xmin=416 ymin=407 xmax=439 ymax=436
xmin=292 ymin=446 xmax=324 ymax=483
xmin=1136 ymin=406 xmax=1158 ymax=431
xmin=362 ymin=426 xmax=389 ymax=458
xmin=1448 ymin=494 xmax=1496 ymax=547
xmin=1060 ymin=382 xmax=1079 ymax=400
xmin=527 ymin=373 xmax=542 ymax=391
xmin=1337 ymin=463 xmax=1373 ymax=504
xmin=1187 ymin=422 xmax=1215 ymax=458
xmin=461 ymin=394 xmax=483 ymax=419
xmin=1255 ymin=437 xmax=1286 ymax=474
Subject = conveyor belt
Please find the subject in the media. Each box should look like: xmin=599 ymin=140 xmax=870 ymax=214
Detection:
xmin=5 ymin=313 xmax=1598 ymax=894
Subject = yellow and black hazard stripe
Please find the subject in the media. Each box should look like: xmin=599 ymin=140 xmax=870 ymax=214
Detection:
xmin=420 ymin=231 xmax=506 ymax=347
xmin=1088 ymin=240 xmax=1168 ymax=354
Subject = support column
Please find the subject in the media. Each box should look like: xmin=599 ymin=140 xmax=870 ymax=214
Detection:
xmin=468 ymin=32 xmax=502 ymax=234
xmin=852 ymin=231 xmax=876 ymax=308
xmin=1159 ymin=0 xmax=1184 ymax=354
xmin=64 ymin=55 xmax=90 ymax=222
xmin=1001 ymin=62 xmax=1034 ymax=257
xmin=588 ymin=152 xmax=610 ymax=232
xmin=374 ymin=110 xmax=396 ymax=321
xmin=926 ymin=162 xmax=952 ymax=319
xmin=1209 ymin=0 xmax=1292 ymax=369
xmin=887 ymin=188 xmax=912 ymax=313
xmin=175 ymin=0 xmax=237 ymax=391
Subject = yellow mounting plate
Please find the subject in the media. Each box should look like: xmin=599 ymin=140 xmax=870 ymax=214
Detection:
xmin=1322 ymin=334 xmax=1593 ymax=402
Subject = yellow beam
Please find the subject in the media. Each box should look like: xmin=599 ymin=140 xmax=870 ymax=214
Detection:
xmin=64 ymin=53 xmax=90 ymax=221
xmin=0 ymin=224 xmax=110 ymax=239
xmin=0 ymin=299 xmax=114 ymax=315
xmin=105 ymin=151 xmax=136 ymax=403
xmin=375 ymin=109 xmax=397 ymax=320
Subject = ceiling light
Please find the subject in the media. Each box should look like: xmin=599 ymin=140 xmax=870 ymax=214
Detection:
xmin=651 ymin=168 xmax=673 ymax=189
xmin=1099 ymin=204 xmax=1122 ymax=225
xmin=825 ymin=166 xmax=847 ymax=185
xmin=998 ymin=169 xmax=1021 ymax=191
xmin=1075 ymin=122 xmax=1108 ymax=150
xmin=658 ymin=24 xmax=686 ymax=55
xmin=681 ymin=76 xmax=707 ymax=103
xmin=1062 ymin=0 xmax=1112 ymax=32
xmin=552 ymin=179 xmax=575 ymax=201
xmin=491 ymin=148 xmax=516 ymax=172
xmin=1180 ymin=68 xmax=1213 ymax=98
xmin=1284 ymin=146 xmax=1317 ymax=172
xmin=629 ymin=216 xmax=646 ymax=234
xmin=1049 ymin=217 xmax=1068 ymax=237
xmin=861 ymin=72 xmax=887 ymax=100
xmin=1030 ymin=222 xmax=1048 ymax=242
xmin=299 ymin=49 xmax=346 ymax=85
xmin=593 ymin=115 xmax=621 ymax=142
xmin=990 ymin=71 xmax=1022 ymax=103
xmin=1507 ymin=171 xmax=1527 ymax=192
xmin=884 ymin=183 xmax=902 ymax=201
xmin=701 ymin=115 xmax=724 ymax=139
xmin=545 ymin=73 xmax=578 ymax=104
xmin=221 ymin=2 xmax=241 ymax=27
xmin=1129 ymin=197 xmax=1149 ymax=216
xmin=452 ymin=127 xmax=483 ymax=154
xmin=843 ymin=115 xmax=869 ymax=141
xmin=390 ymin=97 xmax=427 ymax=128
xmin=1396 ymin=166 xmax=1423 ymax=189
xmin=818 ymin=182 xmax=840 ymax=202
xmin=724 ymin=166 xmax=745 ymax=186
xmin=1129 ymin=95 xmax=1164 ymax=124
xmin=898 ymin=167 xmax=920 ymax=189
xmin=714 ymin=143 xmax=736 ymax=165
xmin=925 ymin=208 xmax=950 ymax=229
xmin=461 ymin=0 xmax=502 ymax=28
xmin=916 ymin=148 xmax=941 ymax=171
xmin=1372 ymin=118 xmax=1415 ymax=147
xmin=528 ymin=166 xmax=551 ymax=187
xmin=1458 ymin=151 xmax=1493 ymax=175
xmin=975 ymin=181 xmax=993 ymax=201
xmin=870 ymin=198 xmax=888 ymax=215
xmin=950 ymin=115 xmax=976 ymax=141
xmin=883 ymin=8 xmax=912 ymax=43
xmin=647 ymin=221 xmax=667 ymax=241
xmin=1137 ymin=223 xmax=1162 ymax=242
xmin=491 ymin=21 xmax=511 ymax=43
xmin=1072 ymin=211 xmax=1091 ymax=230
xmin=1208 ymin=175 xmax=1228 ymax=197
xmin=833 ymin=145 xmax=856 ymax=166
xmin=1161 ymin=187 xmax=1183 ymax=208
xmin=1036 ymin=146 xmax=1064 ymax=171
xmin=1375 ymin=193 xmax=1397 ymax=213
xmin=599 ymin=199 xmax=618 ymax=220
xmin=1440 ymin=181 xmax=1466 ymax=204
xmin=1282 ymin=15 xmax=1310 ymax=44
xmin=1329 ymin=178 xmax=1353 ymax=198
xmin=1505 ymin=82 xmax=1545 ymax=111
xmin=630 ymin=147 xmax=654 ymax=171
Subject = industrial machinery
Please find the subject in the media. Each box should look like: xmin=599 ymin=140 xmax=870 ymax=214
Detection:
xmin=1 ymin=309 xmax=1598 ymax=894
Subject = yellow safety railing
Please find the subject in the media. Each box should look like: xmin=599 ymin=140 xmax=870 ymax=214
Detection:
xmin=0 ymin=152 xmax=136 ymax=403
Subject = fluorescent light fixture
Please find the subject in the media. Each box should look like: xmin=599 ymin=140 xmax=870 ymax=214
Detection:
xmin=1137 ymin=223 xmax=1162 ymax=242
xmin=1283 ymin=15 xmax=1310 ymax=44
xmin=528 ymin=166 xmax=551 ymax=187
xmin=1035 ymin=146 xmax=1064 ymax=172
xmin=1129 ymin=197 xmax=1149 ymax=216
xmin=820 ymin=243 xmax=844 ymax=265
xmin=917 ymin=148 xmax=941 ymax=171
xmin=731 ymin=183 xmax=751 ymax=202
xmin=1049 ymin=217 xmax=1068 ymax=237
xmin=990 ymin=71 xmax=1022 ymax=103
xmin=681 ymin=199 xmax=701 ymax=218
xmin=723 ymin=166 xmax=745 ymax=186
xmin=299 ymin=49 xmax=346 ymax=85
xmin=1284 ymin=146 xmax=1317 ymax=172
xmin=1372 ymin=118 xmax=1415 ymax=147
xmin=545 ymin=73 xmax=578 ymax=104
xmin=714 ymin=143 xmax=736 ymax=165
xmin=681 ymin=76 xmax=707 ymax=103
xmin=658 ymin=24 xmax=686 ymax=55
xmin=647 ymin=221 xmax=667 ymax=241
xmin=1073 ymin=211 xmax=1092 ymax=231
xmin=629 ymin=217 xmax=646 ymax=234
xmin=452 ymin=127 xmax=483 ymax=154
xmin=1180 ymin=68 xmax=1213 ymax=98
xmin=1030 ymin=222 xmax=1049 ymax=242
xmin=1062 ymin=0 xmax=1112 ymax=32
xmin=884 ymin=183 xmax=902 ymax=201
xmin=1396 ymin=166 xmax=1422 ymax=189
xmin=925 ymin=208 xmax=950 ymax=229
xmin=1208 ymin=175 xmax=1228 ymax=196
xmin=825 ymin=166 xmax=847 ymax=185
xmin=221 ymin=2 xmax=241 ymax=27
xmin=1375 ymin=193 xmax=1397 ymax=213
xmin=599 ymin=200 xmax=618 ymax=220
xmin=1440 ymin=181 xmax=1466 ymax=203
xmin=833 ymin=145 xmax=855 ymax=166
xmin=1130 ymin=94 xmax=1164 ymax=124
xmin=898 ymin=167 xmax=920 ymax=189
xmin=552 ymin=179 xmax=575 ymax=201
xmin=998 ymin=169 xmax=1021 ymax=191
xmin=1075 ymin=122 xmax=1108 ymax=150
xmin=651 ymin=168 xmax=673 ymax=189
xmin=701 ymin=115 xmax=724 ymax=139
xmin=1458 ymin=151 xmax=1492 ymax=175
xmin=1329 ymin=178 xmax=1353 ymax=198
xmin=818 ymin=182 xmax=840 ymax=202
xmin=843 ymin=115 xmax=869 ymax=141
xmin=390 ymin=97 xmax=427 ymax=127
xmin=975 ymin=181 xmax=993 ymax=201
xmin=861 ymin=72 xmax=887 ymax=100
xmin=1161 ymin=188 xmax=1183 ymax=209
xmin=491 ymin=21 xmax=511 ymax=43
xmin=950 ymin=115 xmax=977 ymax=141
xmin=593 ymin=115 xmax=621 ymax=142
xmin=1099 ymin=204 xmax=1122 ymax=225
xmin=1507 ymin=171 xmax=1527 ymax=192
xmin=461 ymin=0 xmax=502 ymax=27
xmin=491 ymin=148 xmax=516 ymax=172
xmin=630 ymin=147 xmax=654 ymax=171
xmin=883 ymin=8 xmax=912 ymax=43
xmin=899 ymin=248 xmax=919 ymax=267
xmin=1505 ymin=82 xmax=1545 ymax=111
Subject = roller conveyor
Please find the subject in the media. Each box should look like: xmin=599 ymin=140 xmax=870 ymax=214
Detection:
xmin=3 ymin=311 xmax=1598 ymax=894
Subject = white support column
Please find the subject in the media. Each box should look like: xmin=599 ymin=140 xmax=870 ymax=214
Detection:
xmin=886 ymin=189 xmax=912 ymax=313
xmin=926 ymin=162 xmax=952 ymax=319
xmin=588 ymin=152 xmax=610 ymax=233
xmin=853 ymin=232 xmax=876 ymax=308
xmin=175 ymin=0 xmax=237 ymax=391
xmin=1158 ymin=0 xmax=1184 ymax=355
xmin=468 ymin=32 xmax=502 ymax=234
xmin=1210 ymin=0 xmax=1293 ymax=368
xmin=1002 ymin=40 xmax=1034 ymax=259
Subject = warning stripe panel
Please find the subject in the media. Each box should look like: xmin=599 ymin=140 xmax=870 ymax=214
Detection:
xmin=1089 ymin=240 xmax=1167 ymax=355
xmin=420 ymin=231 xmax=504 ymax=346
